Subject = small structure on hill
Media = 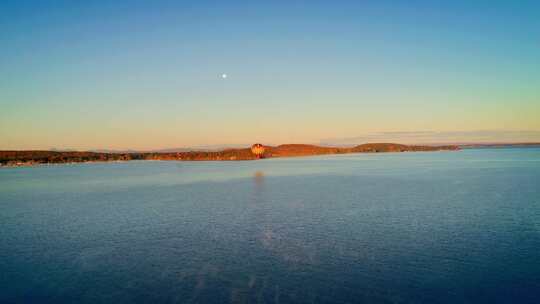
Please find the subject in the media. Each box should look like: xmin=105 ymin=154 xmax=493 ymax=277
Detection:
xmin=251 ymin=143 xmax=265 ymax=159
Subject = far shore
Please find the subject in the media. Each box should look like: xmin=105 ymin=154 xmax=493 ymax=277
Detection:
xmin=3 ymin=141 xmax=539 ymax=168
xmin=1 ymin=143 xmax=461 ymax=167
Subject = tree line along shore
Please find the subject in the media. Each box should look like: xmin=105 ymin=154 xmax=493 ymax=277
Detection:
xmin=0 ymin=143 xmax=459 ymax=167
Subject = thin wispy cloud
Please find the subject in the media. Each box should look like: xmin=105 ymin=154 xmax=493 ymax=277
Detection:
xmin=321 ymin=130 xmax=540 ymax=146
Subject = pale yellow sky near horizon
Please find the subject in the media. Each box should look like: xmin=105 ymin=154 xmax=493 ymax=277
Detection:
xmin=2 ymin=92 xmax=540 ymax=150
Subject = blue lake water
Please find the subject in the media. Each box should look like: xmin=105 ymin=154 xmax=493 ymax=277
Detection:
xmin=1 ymin=148 xmax=539 ymax=303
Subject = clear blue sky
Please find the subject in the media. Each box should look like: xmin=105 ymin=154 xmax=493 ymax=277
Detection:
xmin=1 ymin=1 xmax=539 ymax=149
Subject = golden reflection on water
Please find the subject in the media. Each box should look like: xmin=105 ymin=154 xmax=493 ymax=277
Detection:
xmin=253 ymin=170 xmax=264 ymax=186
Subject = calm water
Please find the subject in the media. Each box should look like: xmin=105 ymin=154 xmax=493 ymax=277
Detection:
xmin=1 ymin=149 xmax=539 ymax=303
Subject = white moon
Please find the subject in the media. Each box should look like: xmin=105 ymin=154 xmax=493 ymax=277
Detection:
xmin=221 ymin=74 xmax=227 ymax=79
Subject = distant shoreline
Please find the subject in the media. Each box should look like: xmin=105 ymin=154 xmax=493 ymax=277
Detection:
xmin=457 ymin=142 xmax=540 ymax=148
xmin=0 ymin=143 xmax=462 ymax=167
xmin=3 ymin=142 xmax=540 ymax=167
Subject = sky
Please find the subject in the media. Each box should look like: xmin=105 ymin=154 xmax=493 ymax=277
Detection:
xmin=1 ymin=0 xmax=539 ymax=150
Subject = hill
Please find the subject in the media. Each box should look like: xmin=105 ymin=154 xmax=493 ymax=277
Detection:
xmin=0 ymin=143 xmax=459 ymax=166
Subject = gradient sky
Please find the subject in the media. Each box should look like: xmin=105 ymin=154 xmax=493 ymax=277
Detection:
xmin=1 ymin=1 xmax=539 ymax=150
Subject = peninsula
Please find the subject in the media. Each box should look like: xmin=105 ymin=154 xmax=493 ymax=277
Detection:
xmin=0 ymin=143 xmax=459 ymax=167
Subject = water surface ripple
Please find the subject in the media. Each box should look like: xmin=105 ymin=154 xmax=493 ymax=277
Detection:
xmin=1 ymin=148 xmax=539 ymax=303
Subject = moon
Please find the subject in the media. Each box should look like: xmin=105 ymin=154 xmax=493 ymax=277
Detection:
xmin=221 ymin=73 xmax=227 ymax=79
